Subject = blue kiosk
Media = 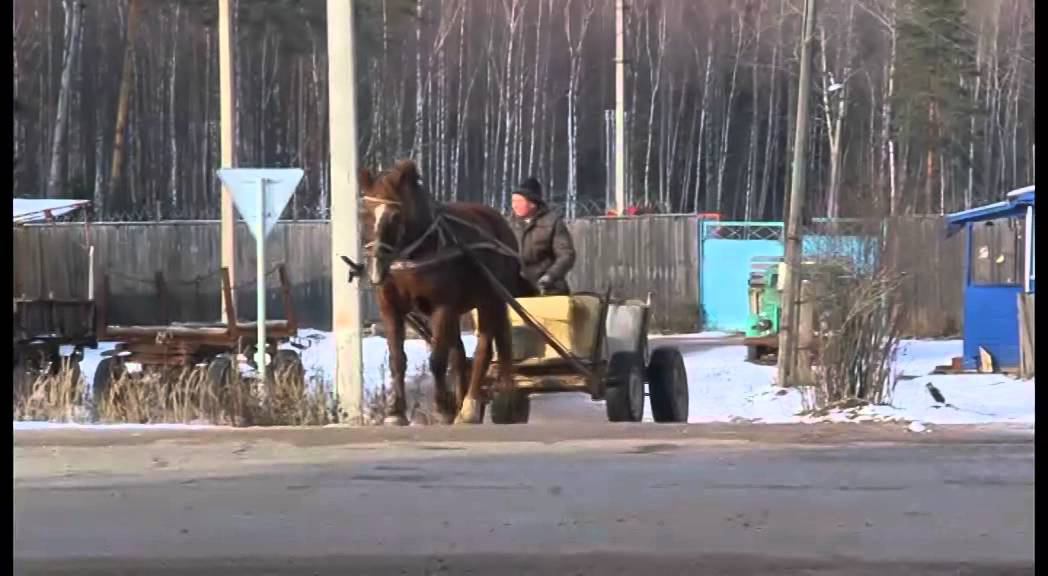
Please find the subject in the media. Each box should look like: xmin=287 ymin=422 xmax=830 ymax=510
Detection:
xmin=945 ymin=186 xmax=1034 ymax=370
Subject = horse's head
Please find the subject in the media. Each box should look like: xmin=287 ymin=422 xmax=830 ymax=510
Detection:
xmin=359 ymin=159 xmax=432 ymax=285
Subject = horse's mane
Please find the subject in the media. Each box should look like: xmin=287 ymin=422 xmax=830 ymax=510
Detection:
xmin=378 ymin=159 xmax=435 ymax=224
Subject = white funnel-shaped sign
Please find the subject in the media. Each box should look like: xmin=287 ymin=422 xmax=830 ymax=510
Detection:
xmin=217 ymin=168 xmax=304 ymax=242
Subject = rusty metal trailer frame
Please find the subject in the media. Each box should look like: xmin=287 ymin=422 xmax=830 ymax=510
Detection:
xmin=97 ymin=264 xmax=300 ymax=368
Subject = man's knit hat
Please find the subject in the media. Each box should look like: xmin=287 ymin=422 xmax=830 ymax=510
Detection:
xmin=513 ymin=177 xmax=544 ymax=205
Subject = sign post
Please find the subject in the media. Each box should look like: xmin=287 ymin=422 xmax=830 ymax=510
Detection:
xmin=216 ymin=168 xmax=304 ymax=377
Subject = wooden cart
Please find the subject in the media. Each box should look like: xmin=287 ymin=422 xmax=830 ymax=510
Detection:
xmin=472 ymin=292 xmax=690 ymax=424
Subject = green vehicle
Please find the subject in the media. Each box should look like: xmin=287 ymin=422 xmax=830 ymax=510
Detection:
xmin=744 ymin=254 xmax=857 ymax=362
xmin=744 ymin=256 xmax=784 ymax=362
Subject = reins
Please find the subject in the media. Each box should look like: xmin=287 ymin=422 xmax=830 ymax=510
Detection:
xmin=362 ymin=194 xmax=523 ymax=273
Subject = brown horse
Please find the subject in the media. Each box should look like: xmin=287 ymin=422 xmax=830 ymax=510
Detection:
xmin=356 ymin=159 xmax=536 ymax=425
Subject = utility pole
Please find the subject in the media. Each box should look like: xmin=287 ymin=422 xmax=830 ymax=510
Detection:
xmin=218 ymin=0 xmax=237 ymax=323
xmin=614 ymin=0 xmax=627 ymax=215
xmin=327 ymin=0 xmax=365 ymax=424
xmin=777 ymin=0 xmax=817 ymax=388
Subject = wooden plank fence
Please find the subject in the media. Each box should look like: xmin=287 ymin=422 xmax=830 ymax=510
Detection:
xmin=13 ymin=215 xmax=969 ymax=337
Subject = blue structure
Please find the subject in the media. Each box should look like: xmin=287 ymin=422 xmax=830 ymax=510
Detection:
xmin=945 ymin=186 xmax=1035 ymax=369
xmin=698 ymin=219 xmax=879 ymax=332
xmin=699 ymin=221 xmax=784 ymax=331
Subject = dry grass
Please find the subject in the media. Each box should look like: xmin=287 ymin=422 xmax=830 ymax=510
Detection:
xmin=94 ymin=362 xmax=335 ymax=426
xmin=13 ymin=356 xmax=87 ymax=422
xmin=363 ymin=359 xmax=444 ymax=425
xmin=15 ymin=356 xmax=336 ymax=427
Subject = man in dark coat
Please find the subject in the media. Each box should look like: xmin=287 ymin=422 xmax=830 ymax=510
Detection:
xmin=508 ymin=177 xmax=576 ymax=295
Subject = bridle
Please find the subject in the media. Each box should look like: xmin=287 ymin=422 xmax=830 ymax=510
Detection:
xmin=361 ymin=191 xmax=524 ymax=275
xmin=362 ymin=195 xmax=404 ymax=259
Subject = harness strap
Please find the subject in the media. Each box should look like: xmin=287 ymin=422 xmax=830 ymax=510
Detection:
xmin=379 ymin=208 xmax=529 ymax=283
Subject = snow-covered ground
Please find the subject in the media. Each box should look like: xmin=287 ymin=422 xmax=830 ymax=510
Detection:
xmin=15 ymin=331 xmax=1034 ymax=430
xmin=683 ymin=340 xmax=1035 ymax=427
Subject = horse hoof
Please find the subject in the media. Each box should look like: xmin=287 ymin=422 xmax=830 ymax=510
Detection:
xmin=437 ymin=411 xmax=456 ymax=425
xmin=454 ymin=398 xmax=484 ymax=425
xmin=384 ymin=414 xmax=409 ymax=426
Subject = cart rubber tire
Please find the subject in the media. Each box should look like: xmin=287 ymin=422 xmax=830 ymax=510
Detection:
xmin=268 ymin=349 xmax=306 ymax=391
xmin=92 ymin=357 xmax=123 ymax=409
xmin=647 ymin=347 xmax=689 ymax=423
xmin=13 ymin=350 xmax=29 ymax=405
xmin=746 ymin=345 xmax=760 ymax=362
xmin=604 ymin=351 xmax=645 ymax=422
xmin=207 ymin=355 xmax=235 ymax=389
xmin=490 ymin=389 xmax=530 ymax=424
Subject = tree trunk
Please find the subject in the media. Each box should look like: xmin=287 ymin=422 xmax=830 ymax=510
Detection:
xmin=108 ymin=0 xmax=141 ymax=207
xmin=167 ymin=2 xmax=180 ymax=215
xmin=715 ymin=7 xmax=743 ymax=215
xmin=46 ymin=0 xmax=85 ymax=199
xmin=692 ymin=37 xmax=713 ymax=213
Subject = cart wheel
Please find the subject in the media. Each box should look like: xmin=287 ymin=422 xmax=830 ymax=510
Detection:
xmin=92 ymin=357 xmax=124 ymax=410
xmin=604 ymin=351 xmax=645 ymax=422
xmin=13 ymin=350 xmax=30 ymax=406
xmin=207 ymin=355 xmax=235 ymax=389
xmin=268 ymin=349 xmax=306 ymax=393
xmin=490 ymin=388 xmax=530 ymax=424
xmin=647 ymin=347 xmax=689 ymax=423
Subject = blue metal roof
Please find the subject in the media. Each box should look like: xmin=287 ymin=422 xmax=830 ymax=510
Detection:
xmin=945 ymin=186 xmax=1034 ymax=236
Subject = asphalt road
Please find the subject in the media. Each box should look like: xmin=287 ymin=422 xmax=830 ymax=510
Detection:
xmin=13 ymin=423 xmax=1034 ymax=576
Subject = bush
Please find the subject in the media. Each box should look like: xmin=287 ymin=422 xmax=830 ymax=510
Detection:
xmin=804 ymin=261 xmax=905 ymax=412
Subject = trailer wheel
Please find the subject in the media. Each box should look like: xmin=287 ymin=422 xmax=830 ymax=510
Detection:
xmin=268 ymin=349 xmax=306 ymax=395
xmin=746 ymin=345 xmax=761 ymax=362
xmin=13 ymin=350 xmax=30 ymax=407
xmin=206 ymin=355 xmax=235 ymax=389
xmin=647 ymin=347 xmax=689 ymax=423
xmin=604 ymin=351 xmax=645 ymax=422
xmin=92 ymin=357 xmax=124 ymax=411
xmin=490 ymin=388 xmax=530 ymax=424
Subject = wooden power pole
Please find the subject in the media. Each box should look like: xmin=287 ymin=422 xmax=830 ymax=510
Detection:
xmin=777 ymin=0 xmax=818 ymax=388
xmin=327 ymin=0 xmax=365 ymax=424
xmin=614 ymin=0 xmax=627 ymax=215
xmin=218 ymin=0 xmax=237 ymax=323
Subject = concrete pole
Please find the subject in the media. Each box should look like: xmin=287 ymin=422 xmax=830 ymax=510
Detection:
xmin=327 ymin=0 xmax=365 ymax=424
xmin=614 ymin=0 xmax=627 ymax=215
xmin=777 ymin=0 xmax=817 ymax=388
xmin=218 ymin=0 xmax=237 ymax=323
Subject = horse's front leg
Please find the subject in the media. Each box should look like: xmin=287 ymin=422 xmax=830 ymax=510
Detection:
xmin=456 ymin=325 xmax=492 ymax=425
xmin=428 ymin=307 xmax=459 ymax=425
xmin=381 ymin=308 xmax=409 ymax=427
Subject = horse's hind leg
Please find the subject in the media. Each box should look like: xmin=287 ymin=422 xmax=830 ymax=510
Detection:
xmin=449 ymin=330 xmax=469 ymax=414
xmin=428 ymin=307 xmax=459 ymax=425
xmin=490 ymin=304 xmax=514 ymax=394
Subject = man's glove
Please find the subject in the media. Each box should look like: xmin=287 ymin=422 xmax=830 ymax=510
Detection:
xmin=537 ymin=275 xmax=553 ymax=294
